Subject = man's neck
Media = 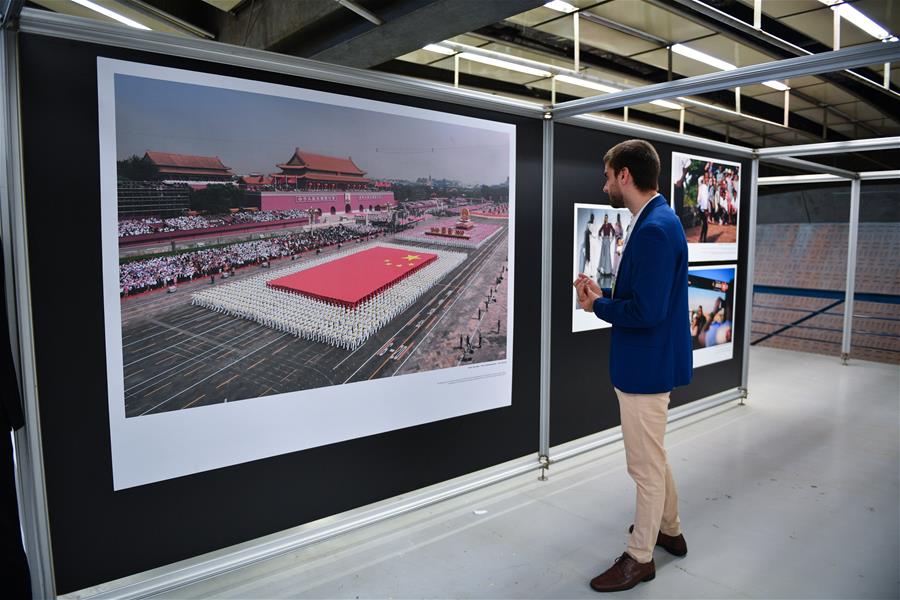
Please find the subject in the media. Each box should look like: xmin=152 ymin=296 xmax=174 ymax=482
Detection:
xmin=626 ymin=191 xmax=658 ymax=216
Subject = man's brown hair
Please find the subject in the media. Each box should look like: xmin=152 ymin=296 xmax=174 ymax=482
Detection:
xmin=603 ymin=139 xmax=660 ymax=192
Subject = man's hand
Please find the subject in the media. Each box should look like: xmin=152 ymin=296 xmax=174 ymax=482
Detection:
xmin=573 ymin=275 xmax=601 ymax=311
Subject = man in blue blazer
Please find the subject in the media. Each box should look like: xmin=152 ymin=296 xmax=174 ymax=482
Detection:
xmin=574 ymin=140 xmax=692 ymax=593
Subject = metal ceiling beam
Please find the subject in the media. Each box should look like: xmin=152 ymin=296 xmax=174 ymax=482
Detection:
xmin=758 ymin=173 xmax=850 ymax=185
xmin=553 ymin=41 xmax=900 ymax=119
xmin=576 ymin=6 xmax=880 ymax=137
xmin=17 ymin=7 xmax=544 ymax=118
xmin=473 ymin=24 xmax=856 ymax=143
xmin=306 ymin=0 xmax=546 ymax=69
xmin=650 ymin=0 xmax=900 ymax=118
xmin=376 ymin=58 xmax=755 ymax=143
xmin=0 ymin=0 xmax=23 ymax=27
xmin=562 ymin=114 xmax=754 ymax=158
xmin=215 ymin=0 xmax=343 ymax=50
xmin=117 ymin=0 xmax=215 ymax=38
xmin=334 ymin=0 xmax=383 ymax=25
xmin=758 ymin=170 xmax=900 ymax=185
xmin=760 ymin=155 xmax=858 ymax=179
xmin=757 ymin=137 xmax=900 ymax=158
xmin=577 ymin=11 xmax=668 ymax=46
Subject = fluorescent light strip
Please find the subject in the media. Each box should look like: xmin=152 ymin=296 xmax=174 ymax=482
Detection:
xmin=544 ymin=0 xmax=578 ymax=14
xmin=671 ymin=43 xmax=789 ymax=91
xmin=555 ymin=75 xmax=682 ymax=110
xmin=458 ymin=52 xmax=552 ymax=78
xmin=555 ymin=74 xmax=619 ymax=93
xmin=671 ymin=43 xmax=736 ymax=71
xmin=423 ymin=44 xmax=455 ymax=56
xmin=819 ymin=0 xmax=893 ymax=40
xmin=679 ymin=97 xmax=783 ymax=127
xmin=68 ymin=0 xmax=151 ymax=30
xmin=763 ymin=80 xmax=790 ymax=91
xmin=651 ymin=99 xmax=684 ymax=110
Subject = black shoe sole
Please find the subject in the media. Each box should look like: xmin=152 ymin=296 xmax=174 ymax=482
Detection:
xmin=589 ymin=571 xmax=655 ymax=593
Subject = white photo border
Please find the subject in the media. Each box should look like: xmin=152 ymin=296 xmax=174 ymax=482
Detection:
xmin=98 ymin=58 xmax=516 ymax=490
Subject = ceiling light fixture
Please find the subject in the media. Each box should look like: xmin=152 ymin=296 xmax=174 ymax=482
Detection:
xmin=671 ymin=43 xmax=736 ymax=71
xmin=68 ymin=0 xmax=151 ymax=30
xmin=671 ymin=43 xmax=789 ymax=91
xmin=818 ymin=0 xmax=896 ymax=41
xmin=544 ymin=1 xmax=578 ymax=14
xmin=423 ymin=44 xmax=455 ymax=55
xmin=458 ymin=52 xmax=553 ymax=78
xmin=555 ymin=74 xmax=619 ymax=93
xmin=651 ymin=99 xmax=684 ymax=110
xmin=556 ymin=75 xmax=682 ymax=110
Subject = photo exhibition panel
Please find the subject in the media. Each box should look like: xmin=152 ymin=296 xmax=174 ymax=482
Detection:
xmin=551 ymin=123 xmax=750 ymax=447
xmin=101 ymin=59 xmax=517 ymax=489
xmin=19 ymin=33 xmax=541 ymax=594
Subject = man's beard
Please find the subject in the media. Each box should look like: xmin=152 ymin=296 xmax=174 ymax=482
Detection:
xmin=607 ymin=188 xmax=625 ymax=209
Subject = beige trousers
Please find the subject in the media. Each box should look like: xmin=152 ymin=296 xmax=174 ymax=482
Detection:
xmin=615 ymin=387 xmax=681 ymax=564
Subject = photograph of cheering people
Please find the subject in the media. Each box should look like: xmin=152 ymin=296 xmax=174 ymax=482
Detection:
xmin=687 ymin=265 xmax=737 ymax=367
xmin=671 ymin=152 xmax=741 ymax=262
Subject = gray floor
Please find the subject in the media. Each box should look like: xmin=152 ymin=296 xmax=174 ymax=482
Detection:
xmin=163 ymin=347 xmax=900 ymax=599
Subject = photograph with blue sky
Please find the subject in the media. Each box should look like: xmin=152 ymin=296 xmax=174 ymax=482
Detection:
xmin=114 ymin=74 xmax=510 ymax=186
xmin=688 ymin=265 xmax=736 ymax=366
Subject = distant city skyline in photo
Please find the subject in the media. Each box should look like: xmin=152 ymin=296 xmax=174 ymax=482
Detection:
xmin=114 ymin=74 xmax=511 ymax=187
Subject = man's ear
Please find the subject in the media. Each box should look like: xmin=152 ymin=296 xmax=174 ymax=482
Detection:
xmin=618 ymin=166 xmax=630 ymax=186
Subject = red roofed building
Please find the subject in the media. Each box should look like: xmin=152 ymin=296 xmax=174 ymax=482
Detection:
xmin=238 ymin=174 xmax=275 ymax=189
xmin=274 ymin=148 xmax=371 ymax=191
xmin=144 ymin=151 xmax=233 ymax=182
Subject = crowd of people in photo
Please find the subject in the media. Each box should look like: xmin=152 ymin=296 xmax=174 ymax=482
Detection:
xmin=119 ymin=224 xmax=385 ymax=296
xmin=676 ymin=159 xmax=740 ymax=243
xmin=229 ymin=209 xmax=310 ymax=224
xmin=117 ymin=210 xmax=324 ymax=238
xmin=690 ymin=296 xmax=733 ymax=349
xmin=471 ymin=203 xmax=509 ymax=215
xmin=118 ymin=215 xmax=226 ymax=237
xmin=190 ymin=244 xmax=466 ymax=351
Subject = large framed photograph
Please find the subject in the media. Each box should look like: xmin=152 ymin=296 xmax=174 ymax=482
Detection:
xmin=572 ymin=203 xmax=633 ymax=332
xmin=670 ymin=151 xmax=741 ymax=262
xmin=99 ymin=59 xmax=515 ymax=489
xmin=688 ymin=265 xmax=737 ymax=368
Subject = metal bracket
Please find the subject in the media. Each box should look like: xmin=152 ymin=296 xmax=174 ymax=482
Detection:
xmin=538 ymin=454 xmax=550 ymax=481
xmin=738 ymin=386 xmax=748 ymax=406
xmin=0 ymin=0 xmax=24 ymax=29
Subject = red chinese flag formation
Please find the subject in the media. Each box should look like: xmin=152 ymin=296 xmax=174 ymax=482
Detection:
xmin=267 ymin=246 xmax=438 ymax=308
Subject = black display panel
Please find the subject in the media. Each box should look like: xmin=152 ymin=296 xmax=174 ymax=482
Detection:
xmin=18 ymin=34 xmax=542 ymax=594
xmin=550 ymin=123 xmax=749 ymax=446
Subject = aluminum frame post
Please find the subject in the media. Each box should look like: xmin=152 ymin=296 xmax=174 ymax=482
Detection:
xmin=739 ymin=158 xmax=759 ymax=403
xmin=0 ymin=27 xmax=55 ymax=598
xmin=841 ymin=178 xmax=861 ymax=364
xmin=538 ymin=117 xmax=553 ymax=479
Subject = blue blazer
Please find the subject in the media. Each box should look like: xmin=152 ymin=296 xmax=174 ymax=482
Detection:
xmin=592 ymin=194 xmax=693 ymax=394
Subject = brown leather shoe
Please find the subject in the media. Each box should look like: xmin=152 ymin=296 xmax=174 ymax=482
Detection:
xmin=589 ymin=552 xmax=655 ymax=592
xmin=628 ymin=524 xmax=688 ymax=556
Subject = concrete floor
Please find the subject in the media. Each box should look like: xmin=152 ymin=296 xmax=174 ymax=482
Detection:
xmin=163 ymin=347 xmax=900 ymax=599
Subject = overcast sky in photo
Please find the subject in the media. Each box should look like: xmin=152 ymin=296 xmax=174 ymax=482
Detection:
xmin=114 ymin=74 xmax=511 ymax=186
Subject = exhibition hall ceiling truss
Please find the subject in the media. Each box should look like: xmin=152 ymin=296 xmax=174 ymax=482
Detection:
xmin=25 ymin=0 xmax=900 ymax=171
